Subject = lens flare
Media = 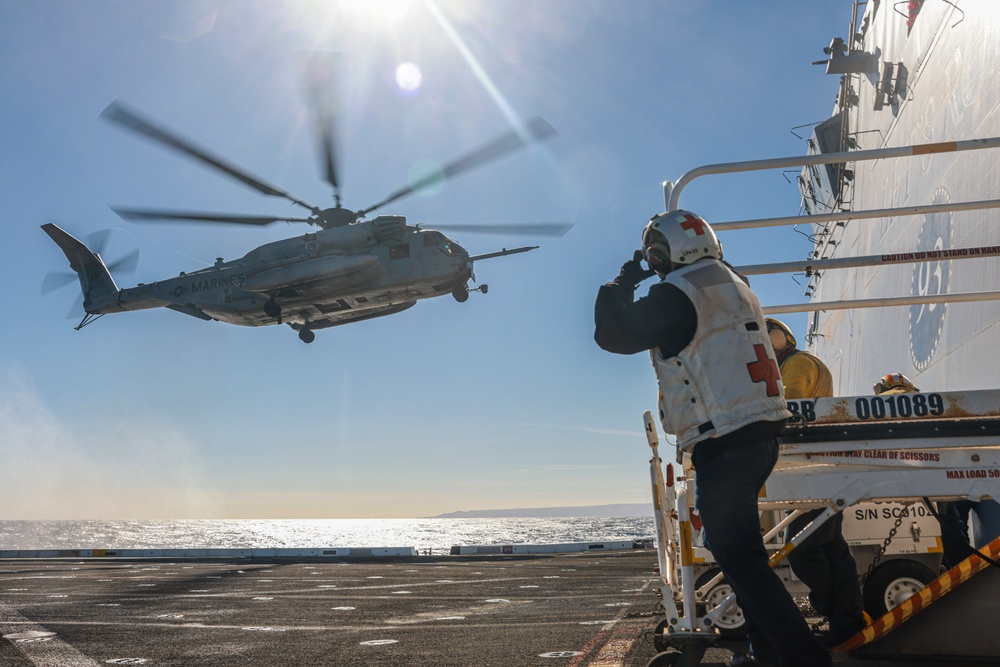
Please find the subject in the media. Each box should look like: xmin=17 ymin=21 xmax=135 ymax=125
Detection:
xmin=396 ymin=62 xmax=423 ymax=93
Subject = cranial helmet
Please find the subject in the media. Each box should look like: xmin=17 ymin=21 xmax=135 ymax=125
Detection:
xmin=765 ymin=318 xmax=797 ymax=350
xmin=641 ymin=210 xmax=722 ymax=274
xmin=873 ymin=373 xmax=920 ymax=395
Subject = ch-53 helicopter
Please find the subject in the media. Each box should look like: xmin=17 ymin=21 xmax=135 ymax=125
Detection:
xmin=43 ymin=86 xmax=568 ymax=343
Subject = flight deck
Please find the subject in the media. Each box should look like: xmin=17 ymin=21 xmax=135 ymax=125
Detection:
xmin=1 ymin=550 xmax=990 ymax=666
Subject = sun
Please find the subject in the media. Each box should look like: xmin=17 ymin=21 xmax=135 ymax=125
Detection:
xmin=338 ymin=0 xmax=417 ymax=22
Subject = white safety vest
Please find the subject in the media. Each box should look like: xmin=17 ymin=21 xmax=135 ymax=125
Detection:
xmin=650 ymin=259 xmax=791 ymax=451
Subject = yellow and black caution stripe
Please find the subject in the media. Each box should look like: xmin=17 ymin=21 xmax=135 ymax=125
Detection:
xmin=834 ymin=535 xmax=1000 ymax=653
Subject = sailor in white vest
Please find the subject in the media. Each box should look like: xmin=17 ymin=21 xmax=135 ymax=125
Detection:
xmin=595 ymin=210 xmax=830 ymax=667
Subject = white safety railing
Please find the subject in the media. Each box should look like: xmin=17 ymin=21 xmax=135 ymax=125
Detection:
xmin=660 ymin=136 xmax=1000 ymax=314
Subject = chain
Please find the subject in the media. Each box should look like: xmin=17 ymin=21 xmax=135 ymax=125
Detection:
xmin=860 ymin=508 xmax=906 ymax=586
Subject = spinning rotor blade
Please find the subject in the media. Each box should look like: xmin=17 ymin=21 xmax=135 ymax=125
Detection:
xmin=41 ymin=270 xmax=76 ymax=295
xmin=433 ymin=222 xmax=573 ymax=237
xmin=42 ymin=227 xmax=138 ymax=294
xmin=358 ymin=116 xmax=558 ymax=217
xmin=101 ymin=101 xmax=317 ymax=213
xmin=315 ymin=104 xmax=339 ymax=198
xmin=112 ymin=206 xmax=313 ymax=226
xmin=107 ymin=249 xmax=139 ymax=274
xmin=303 ymin=53 xmax=342 ymax=202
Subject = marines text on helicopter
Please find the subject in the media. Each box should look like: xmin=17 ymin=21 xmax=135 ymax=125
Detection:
xmin=43 ymin=72 xmax=568 ymax=343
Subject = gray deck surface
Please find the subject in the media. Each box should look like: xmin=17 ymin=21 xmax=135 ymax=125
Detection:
xmin=0 ymin=552 xmax=990 ymax=666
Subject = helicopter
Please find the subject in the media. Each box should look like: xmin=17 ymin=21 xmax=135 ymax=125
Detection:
xmin=43 ymin=84 xmax=567 ymax=344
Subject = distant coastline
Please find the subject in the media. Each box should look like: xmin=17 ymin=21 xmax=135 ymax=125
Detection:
xmin=431 ymin=503 xmax=653 ymax=519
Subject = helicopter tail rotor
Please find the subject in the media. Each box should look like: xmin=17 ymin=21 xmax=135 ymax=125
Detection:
xmin=41 ymin=227 xmax=138 ymax=296
xmin=41 ymin=225 xmax=139 ymax=328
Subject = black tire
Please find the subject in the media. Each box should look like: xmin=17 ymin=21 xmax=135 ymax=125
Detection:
xmin=452 ymin=286 xmax=469 ymax=303
xmin=862 ymin=559 xmax=936 ymax=617
xmin=653 ymin=618 xmax=670 ymax=653
xmin=646 ymin=649 xmax=680 ymax=667
xmin=694 ymin=569 xmax=746 ymax=638
xmin=298 ymin=328 xmax=315 ymax=344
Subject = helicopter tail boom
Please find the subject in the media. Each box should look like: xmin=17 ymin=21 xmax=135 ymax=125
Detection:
xmin=41 ymin=223 xmax=123 ymax=314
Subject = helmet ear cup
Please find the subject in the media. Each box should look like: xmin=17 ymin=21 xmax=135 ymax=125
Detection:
xmin=765 ymin=318 xmax=796 ymax=350
xmin=644 ymin=242 xmax=672 ymax=273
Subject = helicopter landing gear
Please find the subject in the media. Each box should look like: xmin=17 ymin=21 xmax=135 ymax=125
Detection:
xmin=263 ymin=298 xmax=282 ymax=319
xmin=298 ymin=327 xmax=315 ymax=344
xmin=453 ymin=283 xmax=489 ymax=302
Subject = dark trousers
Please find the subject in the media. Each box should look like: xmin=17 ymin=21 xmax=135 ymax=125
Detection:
xmin=693 ymin=436 xmax=831 ymax=667
xmin=786 ymin=510 xmax=866 ymax=639
xmin=937 ymin=501 xmax=972 ymax=569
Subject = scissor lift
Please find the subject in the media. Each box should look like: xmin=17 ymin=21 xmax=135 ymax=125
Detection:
xmin=644 ymin=389 xmax=1000 ymax=667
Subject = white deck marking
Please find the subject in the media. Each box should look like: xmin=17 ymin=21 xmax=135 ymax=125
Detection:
xmin=0 ymin=597 xmax=102 ymax=666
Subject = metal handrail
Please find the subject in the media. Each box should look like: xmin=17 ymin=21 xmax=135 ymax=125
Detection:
xmin=711 ymin=198 xmax=1000 ymax=232
xmin=762 ymin=291 xmax=1000 ymax=316
xmin=663 ymin=136 xmax=1000 ymax=211
xmin=662 ymin=136 xmax=1000 ymax=313
xmin=735 ymin=244 xmax=1000 ymax=277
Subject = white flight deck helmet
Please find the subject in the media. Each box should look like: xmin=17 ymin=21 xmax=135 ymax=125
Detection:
xmin=641 ymin=210 xmax=722 ymax=275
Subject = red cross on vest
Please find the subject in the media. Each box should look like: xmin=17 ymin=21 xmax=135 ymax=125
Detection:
xmin=746 ymin=343 xmax=781 ymax=397
xmin=679 ymin=214 xmax=708 ymax=238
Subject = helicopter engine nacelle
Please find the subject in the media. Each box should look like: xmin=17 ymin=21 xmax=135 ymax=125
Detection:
xmin=241 ymin=253 xmax=380 ymax=292
xmin=372 ymin=216 xmax=407 ymax=242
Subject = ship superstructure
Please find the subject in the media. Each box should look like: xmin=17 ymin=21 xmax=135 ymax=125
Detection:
xmin=801 ymin=1 xmax=1000 ymax=395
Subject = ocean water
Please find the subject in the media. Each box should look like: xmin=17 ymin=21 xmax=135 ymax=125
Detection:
xmin=0 ymin=517 xmax=655 ymax=554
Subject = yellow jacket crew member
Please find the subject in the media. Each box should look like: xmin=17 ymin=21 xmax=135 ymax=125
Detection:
xmin=765 ymin=318 xmax=832 ymax=399
xmin=767 ymin=318 xmax=866 ymax=648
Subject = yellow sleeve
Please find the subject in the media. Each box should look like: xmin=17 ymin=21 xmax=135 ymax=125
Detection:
xmin=780 ymin=353 xmax=834 ymax=399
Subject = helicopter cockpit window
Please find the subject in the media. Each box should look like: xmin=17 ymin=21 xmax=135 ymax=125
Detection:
xmin=423 ymin=232 xmax=453 ymax=255
xmin=389 ymin=242 xmax=410 ymax=260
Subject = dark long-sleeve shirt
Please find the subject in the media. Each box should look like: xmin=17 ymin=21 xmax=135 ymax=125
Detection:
xmin=594 ymin=270 xmax=783 ymax=446
xmin=593 ymin=276 xmax=697 ymax=357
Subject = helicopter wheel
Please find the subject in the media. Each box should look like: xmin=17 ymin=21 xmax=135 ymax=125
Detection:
xmin=263 ymin=299 xmax=282 ymax=319
xmin=480 ymin=284 xmax=489 ymax=294
xmin=452 ymin=286 xmax=469 ymax=303
xmin=298 ymin=328 xmax=315 ymax=344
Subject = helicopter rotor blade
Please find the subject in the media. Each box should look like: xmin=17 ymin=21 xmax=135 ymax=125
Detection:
xmin=107 ymin=249 xmax=139 ymax=275
xmin=42 ymin=227 xmax=139 ymax=295
xmin=101 ymin=101 xmax=317 ymax=213
xmin=112 ymin=206 xmax=314 ymax=226
xmin=303 ymin=53 xmax=342 ymax=204
xmin=432 ymin=222 xmax=573 ymax=237
xmin=40 ymin=269 xmax=87 ymax=316
xmin=41 ymin=270 xmax=77 ymax=295
xmin=86 ymin=229 xmax=113 ymax=254
xmin=358 ymin=116 xmax=558 ymax=217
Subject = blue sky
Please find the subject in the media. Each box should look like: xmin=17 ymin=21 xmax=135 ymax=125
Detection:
xmin=1 ymin=1 xmax=849 ymax=519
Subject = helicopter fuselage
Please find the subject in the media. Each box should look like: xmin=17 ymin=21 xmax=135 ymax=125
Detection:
xmin=101 ymin=216 xmax=473 ymax=332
